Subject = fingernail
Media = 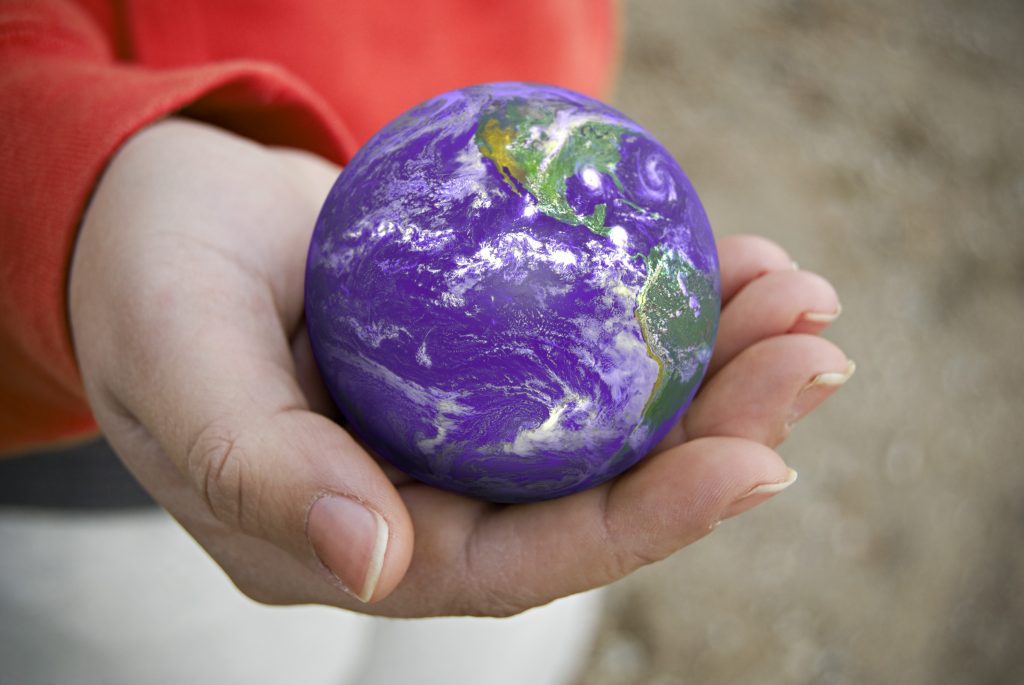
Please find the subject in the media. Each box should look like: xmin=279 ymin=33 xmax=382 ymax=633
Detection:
xmin=790 ymin=359 xmax=856 ymax=424
xmin=800 ymin=302 xmax=842 ymax=323
xmin=307 ymin=495 xmax=389 ymax=603
xmin=720 ymin=467 xmax=798 ymax=520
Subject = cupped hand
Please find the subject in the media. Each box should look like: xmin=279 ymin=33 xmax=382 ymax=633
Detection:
xmin=70 ymin=118 xmax=852 ymax=618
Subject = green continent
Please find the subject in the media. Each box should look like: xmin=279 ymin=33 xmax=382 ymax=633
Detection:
xmin=634 ymin=246 xmax=719 ymax=430
xmin=475 ymin=100 xmax=626 ymax=236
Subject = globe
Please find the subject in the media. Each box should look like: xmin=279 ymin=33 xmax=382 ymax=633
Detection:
xmin=305 ymin=82 xmax=720 ymax=503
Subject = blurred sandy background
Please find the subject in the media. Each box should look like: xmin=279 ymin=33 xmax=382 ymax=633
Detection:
xmin=576 ymin=1 xmax=1024 ymax=683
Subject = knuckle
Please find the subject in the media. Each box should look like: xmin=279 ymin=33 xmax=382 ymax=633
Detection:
xmin=600 ymin=496 xmax=666 ymax=580
xmin=614 ymin=545 xmax=666 ymax=576
xmin=186 ymin=421 xmax=253 ymax=531
xmin=602 ymin=534 xmax=668 ymax=580
xmin=457 ymin=534 xmax=531 ymax=618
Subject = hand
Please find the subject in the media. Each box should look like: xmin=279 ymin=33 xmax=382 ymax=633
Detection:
xmin=70 ymin=118 xmax=851 ymax=618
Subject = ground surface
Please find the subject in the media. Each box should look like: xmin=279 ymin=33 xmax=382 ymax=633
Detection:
xmin=575 ymin=1 xmax=1024 ymax=683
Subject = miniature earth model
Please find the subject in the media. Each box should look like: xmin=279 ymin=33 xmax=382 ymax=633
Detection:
xmin=305 ymin=82 xmax=720 ymax=503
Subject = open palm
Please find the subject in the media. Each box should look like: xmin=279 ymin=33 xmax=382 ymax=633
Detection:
xmin=70 ymin=118 xmax=851 ymax=618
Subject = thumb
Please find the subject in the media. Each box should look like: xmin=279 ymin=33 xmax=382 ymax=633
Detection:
xmin=69 ymin=117 xmax=412 ymax=603
xmin=180 ymin=395 xmax=413 ymax=604
xmin=77 ymin=238 xmax=414 ymax=604
xmin=65 ymin=117 xmax=411 ymax=602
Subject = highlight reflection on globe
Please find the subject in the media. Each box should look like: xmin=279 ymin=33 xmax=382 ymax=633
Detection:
xmin=306 ymin=82 xmax=720 ymax=503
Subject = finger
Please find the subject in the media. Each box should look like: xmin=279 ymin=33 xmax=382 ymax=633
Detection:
xmin=709 ymin=269 xmax=840 ymax=376
xmin=717 ymin=234 xmax=795 ymax=304
xmin=685 ymin=334 xmax=854 ymax=448
xmin=395 ymin=437 xmax=792 ymax=616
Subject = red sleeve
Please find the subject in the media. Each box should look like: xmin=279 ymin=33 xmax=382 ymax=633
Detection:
xmin=0 ymin=0 xmax=356 ymax=454
xmin=1 ymin=0 xmax=618 ymax=455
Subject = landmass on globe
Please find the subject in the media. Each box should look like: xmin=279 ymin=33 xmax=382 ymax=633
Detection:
xmin=305 ymin=82 xmax=720 ymax=503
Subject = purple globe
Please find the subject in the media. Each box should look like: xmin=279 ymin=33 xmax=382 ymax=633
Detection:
xmin=306 ymin=82 xmax=720 ymax=503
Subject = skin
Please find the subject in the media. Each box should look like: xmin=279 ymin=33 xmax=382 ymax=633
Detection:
xmin=69 ymin=118 xmax=849 ymax=618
